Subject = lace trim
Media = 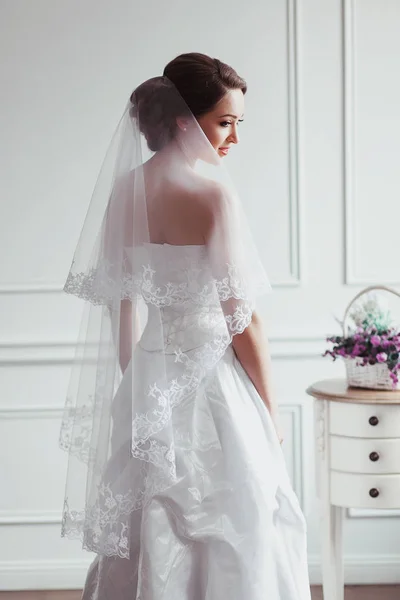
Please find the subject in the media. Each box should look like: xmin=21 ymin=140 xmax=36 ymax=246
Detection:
xmin=64 ymin=260 xmax=268 ymax=308
xmin=61 ymin=473 xmax=171 ymax=558
xmin=130 ymin=350 xmax=201 ymax=478
xmin=63 ymin=258 xmax=137 ymax=307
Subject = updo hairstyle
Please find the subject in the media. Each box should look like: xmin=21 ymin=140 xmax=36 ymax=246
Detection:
xmin=130 ymin=52 xmax=246 ymax=152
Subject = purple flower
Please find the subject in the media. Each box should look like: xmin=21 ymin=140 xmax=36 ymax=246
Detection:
xmin=376 ymin=352 xmax=388 ymax=363
xmin=350 ymin=344 xmax=364 ymax=357
xmin=323 ymin=326 xmax=400 ymax=387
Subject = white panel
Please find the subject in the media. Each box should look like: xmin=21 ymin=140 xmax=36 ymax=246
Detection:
xmin=0 ymin=417 xmax=67 ymax=513
xmin=329 ymin=402 xmax=400 ymax=439
xmin=0 ymin=363 xmax=69 ymax=408
xmin=247 ymin=0 xmax=302 ymax=286
xmin=0 ymin=0 xmax=137 ymax=288
xmin=279 ymin=405 xmax=303 ymax=505
xmin=330 ymin=435 xmax=400 ymax=474
xmin=0 ymin=291 xmax=82 ymax=344
xmin=331 ymin=471 xmax=400 ymax=509
xmin=0 ymin=524 xmax=90 ymax=563
xmin=344 ymin=0 xmax=400 ymax=284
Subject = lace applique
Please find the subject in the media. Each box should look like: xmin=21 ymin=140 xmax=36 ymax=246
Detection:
xmin=225 ymin=302 xmax=253 ymax=335
xmin=62 ymin=492 xmax=131 ymax=558
xmin=59 ymin=397 xmax=96 ymax=464
xmin=61 ymin=473 xmax=171 ymax=557
xmin=214 ymin=263 xmax=247 ymax=301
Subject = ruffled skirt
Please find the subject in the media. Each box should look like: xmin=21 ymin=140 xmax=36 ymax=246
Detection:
xmin=81 ymin=345 xmax=311 ymax=600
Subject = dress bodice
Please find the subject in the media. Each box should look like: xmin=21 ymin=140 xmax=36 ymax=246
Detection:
xmin=130 ymin=243 xmax=227 ymax=354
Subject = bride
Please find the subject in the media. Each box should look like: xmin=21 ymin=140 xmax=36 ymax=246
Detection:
xmin=60 ymin=52 xmax=311 ymax=599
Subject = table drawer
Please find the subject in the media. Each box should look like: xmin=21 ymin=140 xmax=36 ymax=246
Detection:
xmin=329 ymin=402 xmax=400 ymax=438
xmin=330 ymin=435 xmax=400 ymax=474
xmin=331 ymin=471 xmax=400 ymax=509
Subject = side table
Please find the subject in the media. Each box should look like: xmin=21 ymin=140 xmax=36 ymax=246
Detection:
xmin=306 ymin=378 xmax=400 ymax=600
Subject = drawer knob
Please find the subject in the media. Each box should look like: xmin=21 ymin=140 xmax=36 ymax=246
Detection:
xmin=369 ymin=416 xmax=379 ymax=426
xmin=369 ymin=488 xmax=380 ymax=498
xmin=369 ymin=451 xmax=380 ymax=462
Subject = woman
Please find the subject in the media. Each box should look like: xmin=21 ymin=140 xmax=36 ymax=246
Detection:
xmin=60 ymin=52 xmax=311 ymax=599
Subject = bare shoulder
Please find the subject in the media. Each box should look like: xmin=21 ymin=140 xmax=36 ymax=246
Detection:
xmin=191 ymin=176 xmax=233 ymax=223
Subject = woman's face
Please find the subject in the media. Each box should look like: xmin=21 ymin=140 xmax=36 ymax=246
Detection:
xmin=197 ymin=89 xmax=245 ymax=158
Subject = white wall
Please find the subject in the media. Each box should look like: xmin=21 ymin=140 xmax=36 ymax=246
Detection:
xmin=1 ymin=0 xmax=400 ymax=590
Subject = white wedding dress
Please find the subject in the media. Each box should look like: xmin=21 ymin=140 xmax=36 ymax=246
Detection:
xmin=80 ymin=243 xmax=311 ymax=600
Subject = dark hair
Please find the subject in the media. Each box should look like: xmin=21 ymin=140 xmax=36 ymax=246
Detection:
xmin=130 ymin=53 xmax=246 ymax=152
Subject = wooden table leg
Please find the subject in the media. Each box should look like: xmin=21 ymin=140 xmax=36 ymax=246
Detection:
xmin=316 ymin=400 xmax=344 ymax=600
xmin=333 ymin=505 xmax=344 ymax=600
xmin=321 ymin=504 xmax=344 ymax=600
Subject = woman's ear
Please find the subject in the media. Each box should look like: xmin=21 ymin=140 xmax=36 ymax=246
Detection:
xmin=176 ymin=117 xmax=190 ymax=132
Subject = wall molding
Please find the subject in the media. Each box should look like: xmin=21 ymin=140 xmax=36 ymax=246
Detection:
xmin=308 ymin=553 xmax=400 ymax=585
xmin=343 ymin=0 xmax=400 ymax=286
xmin=0 ymin=510 xmax=61 ymax=525
xmin=270 ymin=335 xmax=325 ymax=359
xmin=0 ymin=282 xmax=63 ymax=294
xmin=343 ymin=0 xmax=357 ymax=285
xmin=0 ymin=341 xmax=78 ymax=365
xmin=0 ymin=279 xmax=308 ymax=294
xmin=281 ymin=0 xmax=303 ymax=287
xmin=0 ymin=336 xmax=325 ymax=366
xmin=0 ymin=559 xmax=92 ymax=591
xmin=281 ymin=404 xmax=304 ymax=507
xmin=1 ymin=554 xmax=399 ymax=590
xmin=0 ymin=397 xmax=312 ymax=421
xmin=0 ymin=406 xmax=64 ymax=420
xmin=349 ymin=508 xmax=400 ymax=518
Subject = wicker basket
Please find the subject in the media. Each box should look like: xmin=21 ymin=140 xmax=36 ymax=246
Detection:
xmin=342 ymin=285 xmax=400 ymax=391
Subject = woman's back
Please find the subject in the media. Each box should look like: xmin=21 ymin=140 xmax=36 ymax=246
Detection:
xmin=142 ymin=156 xmax=217 ymax=246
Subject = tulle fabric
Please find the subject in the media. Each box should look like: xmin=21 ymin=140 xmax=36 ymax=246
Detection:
xmin=59 ymin=77 xmax=272 ymax=558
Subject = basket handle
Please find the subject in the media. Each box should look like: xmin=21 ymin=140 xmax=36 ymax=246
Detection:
xmin=342 ymin=285 xmax=400 ymax=337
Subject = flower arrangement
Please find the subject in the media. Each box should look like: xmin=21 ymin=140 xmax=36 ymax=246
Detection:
xmin=324 ymin=291 xmax=400 ymax=388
